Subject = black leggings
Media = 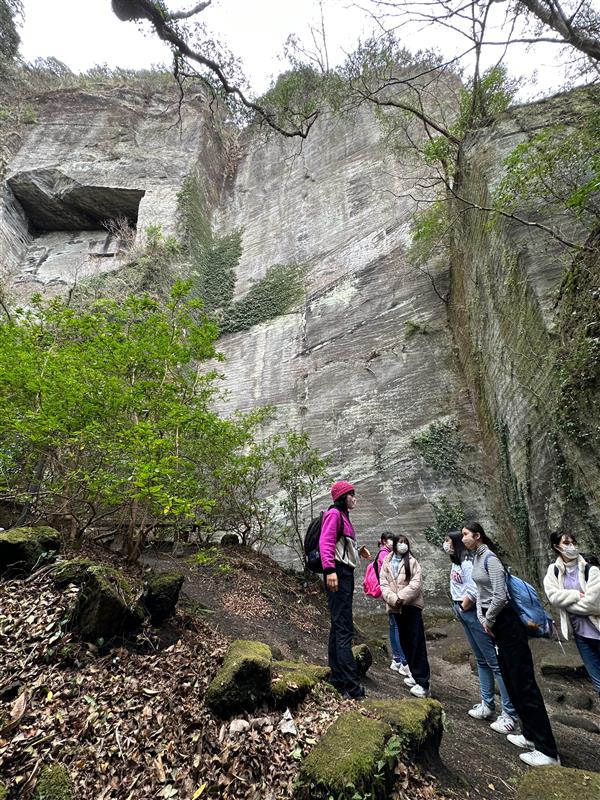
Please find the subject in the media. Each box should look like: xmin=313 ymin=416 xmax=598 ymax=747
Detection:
xmin=492 ymin=604 xmax=557 ymax=758
xmin=393 ymin=605 xmax=430 ymax=690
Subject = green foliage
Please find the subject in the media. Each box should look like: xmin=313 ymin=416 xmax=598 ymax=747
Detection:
xmin=189 ymin=545 xmax=232 ymax=574
xmin=410 ymin=420 xmax=468 ymax=480
xmin=221 ymin=264 xmax=305 ymax=334
xmin=0 ymin=0 xmax=21 ymax=75
xmin=493 ymin=101 xmax=600 ymax=228
xmin=0 ymin=284 xmax=240 ymax=558
xmin=404 ymin=319 xmax=429 ymax=338
xmin=423 ymin=496 xmax=465 ymax=546
xmin=407 ymin=199 xmax=450 ymax=270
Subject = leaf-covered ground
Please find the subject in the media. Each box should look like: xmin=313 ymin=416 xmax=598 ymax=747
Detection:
xmin=0 ymin=550 xmax=444 ymax=800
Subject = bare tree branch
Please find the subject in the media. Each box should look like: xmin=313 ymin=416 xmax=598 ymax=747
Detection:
xmin=518 ymin=0 xmax=600 ymax=60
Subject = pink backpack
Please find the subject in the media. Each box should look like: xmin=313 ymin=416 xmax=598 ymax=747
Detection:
xmin=363 ymin=559 xmax=382 ymax=598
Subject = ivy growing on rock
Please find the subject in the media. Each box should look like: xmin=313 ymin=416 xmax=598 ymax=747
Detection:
xmin=410 ymin=420 xmax=468 ymax=481
xmin=423 ymin=496 xmax=465 ymax=546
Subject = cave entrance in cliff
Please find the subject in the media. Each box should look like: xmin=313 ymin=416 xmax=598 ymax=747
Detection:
xmin=7 ymin=168 xmax=146 ymax=284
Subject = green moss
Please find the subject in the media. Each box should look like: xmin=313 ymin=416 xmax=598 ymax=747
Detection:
xmin=0 ymin=526 xmax=61 ymax=575
xmin=517 ymin=766 xmax=600 ymax=800
xmin=364 ymin=698 xmax=443 ymax=762
xmin=143 ymin=572 xmax=184 ymax=624
xmin=205 ymin=639 xmax=272 ymax=717
xmin=423 ymin=496 xmax=465 ymax=547
xmin=51 ymin=558 xmax=96 ymax=588
xmin=443 ymin=643 xmax=472 ymax=664
xmin=33 ymin=764 xmax=72 ymax=800
xmin=352 ymin=644 xmax=373 ymax=678
xmin=298 ymin=711 xmax=391 ymax=800
xmin=271 ymin=660 xmax=329 ymax=708
xmin=69 ymin=565 xmax=143 ymax=642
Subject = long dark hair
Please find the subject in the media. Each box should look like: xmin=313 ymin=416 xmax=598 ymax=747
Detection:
xmin=463 ymin=521 xmax=490 ymax=546
xmin=331 ymin=493 xmax=352 ymax=517
xmin=392 ymin=534 xmax=411 ymax=582
xmin=447 ymin=530 xmax=469 ymax=566
xmin=549 ymin=530 xmax=575 ymax=552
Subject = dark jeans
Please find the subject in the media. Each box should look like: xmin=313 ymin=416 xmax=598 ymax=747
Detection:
xmin=325 ymin=563 xmax=361 ymax=695
xmin=393 ymin=605 xmax=430 ymax=690
xmin=492 ymin=604 xmax=558 ymax=758
xmin=575 ymin=635 xmax=600 ymax=695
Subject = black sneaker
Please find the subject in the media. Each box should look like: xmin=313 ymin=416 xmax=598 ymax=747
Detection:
xmin=343 ymin=686 xmax=366 ymax=700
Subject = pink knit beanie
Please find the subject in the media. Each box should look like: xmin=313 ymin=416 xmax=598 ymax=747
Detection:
xmin=331 ymin=481 xmax=355 ymax=502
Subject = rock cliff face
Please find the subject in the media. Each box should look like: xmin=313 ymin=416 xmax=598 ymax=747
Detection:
xmin=450 ymin=86 xmax=600 ymax=580
xmin=1 ymin=79 xmax=596 ymax=584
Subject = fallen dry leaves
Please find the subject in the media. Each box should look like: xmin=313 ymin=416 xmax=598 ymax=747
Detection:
xmin=0 ymin=555 xmax=449 ymax=800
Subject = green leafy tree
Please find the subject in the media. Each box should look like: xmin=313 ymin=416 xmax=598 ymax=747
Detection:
xmin=0 ymin=282 xmax=251 ymax=560
xmin=0 ymin=0 xmax=21 ymax=75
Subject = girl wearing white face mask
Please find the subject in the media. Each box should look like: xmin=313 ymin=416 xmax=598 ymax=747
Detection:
xmin=544 ymin=531 xmax=600 ymax=695
xmin=379 ymin=535 xmax=430 ymax=697
xmin=372 ymin=532 xmax=410 ymax=676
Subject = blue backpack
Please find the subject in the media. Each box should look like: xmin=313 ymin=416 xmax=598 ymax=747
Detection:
xmin=484 ymin=554 xmax=554 ymax=638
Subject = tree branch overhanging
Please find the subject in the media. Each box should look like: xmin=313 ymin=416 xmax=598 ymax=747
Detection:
xmin=111 ymin=0 xmax=318 ymax=138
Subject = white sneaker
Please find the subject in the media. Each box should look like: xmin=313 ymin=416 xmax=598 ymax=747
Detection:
xmin=403 ymin=676 xmax=416 ymax=687
xmin=410 ymin=684 xmax=430 ymax=698
xmin=490 ymin=713 xmax=516 ymax=734
xmin=390 ymin=660 xmax=402 ymax=672
xmin=519 ymin=750 xmax=561 ymax=767
xmin=468 ymin=702 xmax=494 ymax=720
xmin=398 ymin=664 xmax=411 ymax=677
xmin=507 ymin=734 xmax=535 ymax=749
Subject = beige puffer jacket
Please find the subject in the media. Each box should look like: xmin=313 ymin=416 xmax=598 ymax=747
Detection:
xmin=543 ymin=556 xmax=600 ymax=640
xmin=379 ymin=552 xmax=425 ymax=613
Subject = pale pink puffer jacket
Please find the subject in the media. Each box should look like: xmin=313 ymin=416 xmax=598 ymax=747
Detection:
xmin=379 ymin=552 xmax=425 ymax=613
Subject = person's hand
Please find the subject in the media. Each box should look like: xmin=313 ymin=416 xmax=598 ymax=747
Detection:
xmin=326 ymin=573 xmax=339 ymax=592
xmin=580 ymin=591 xmax=585 ymax=598
xmin=483 ymin=622 xmax=494 ymax=637
xmin=358 ymin=545 xmax=371 ymax=560
xmin=395 ymin=597 xmax=404 ymax=607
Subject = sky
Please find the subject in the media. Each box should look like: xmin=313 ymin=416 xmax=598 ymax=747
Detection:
xmin=18 ymin=0 xmax=576 ymax=99
xmin=19 ymin=0 xmax=371 ymax=94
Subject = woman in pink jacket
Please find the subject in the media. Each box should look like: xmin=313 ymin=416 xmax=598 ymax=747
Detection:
xmin=319 ymin=480 xmax=369 ymax=699
xmin=379 ymin=534 xmax=430 ymax=698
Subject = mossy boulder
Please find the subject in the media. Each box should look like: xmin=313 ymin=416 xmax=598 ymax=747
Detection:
xmin=540 ymin=652 xmax=587 ymax=679
xmin=205 ymin=640 xmax=272 ymax=718
xmin=271 ymin=660 xmax=330 ymax=709
xmin=33 ymin=764 xmax=72 ymax=800
xmin=142 ymin=572 xmax=184 ymax=624
xmin=0 ymin=526 xmax=61 ymax=576
xmin=517 ymin=766 xmax=600 ymax=800
xmin=51 ymin=558 xmax=96 ymax=589
xmin=297 ymin=711 xmax=392 ymax=800
xmin=352 ymin=643 xmax=373 ymax=678
xmin=69 ymin=566 xmax=143 ymax=643
xmin=364 ymin=698 xmax=443 ymax=764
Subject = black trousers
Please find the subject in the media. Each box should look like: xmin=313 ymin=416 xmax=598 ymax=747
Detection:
xmin=325 ymin=563 xmax=361 ymax=695
xmin=393 ymin=605 xmax=430 ymax=690
xmin=492 ymin=604 xmax=558 ymax=758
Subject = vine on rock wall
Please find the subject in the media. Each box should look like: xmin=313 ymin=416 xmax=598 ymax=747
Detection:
xmin=410 ymin=420 xmax=469 ymax=482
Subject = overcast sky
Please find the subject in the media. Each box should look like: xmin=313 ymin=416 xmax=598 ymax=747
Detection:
xmin=19 ymin=0 xmax=370 ymax=94
xmin=18 ymin=0 xmax=573 ymax=98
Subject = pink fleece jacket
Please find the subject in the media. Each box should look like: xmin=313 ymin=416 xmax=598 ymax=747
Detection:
xmin=319 ymin=508 xmax=356 ymax=575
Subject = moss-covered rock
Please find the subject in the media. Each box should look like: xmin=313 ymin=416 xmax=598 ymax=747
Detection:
xmin=0 ymin=526 xmax=61 ymax=576
xmin=205 ymin=640 xmax=272 ymax=718
xmin=142 ymin=572 xmax=184 ymax=624
xmin=296 ymin=711 xmax=392 ymax=800
xmin=352 ymin=643 xmax=373 ymax=678
xmin=51 ymin=558 xmax=96 ymax=589
xmin=33 ymin=764 xmax=72 ymax=800
xmin=271 ymin=660 xmax=330 ymax=709
xmin=0 ymin=781 xmax=6 ymax=800
xmin=364 ymin=698 xmax=444 ymax=764
xmin=69 ymin=565 xmax=143 ymax=643
xmin=540 ymin=652 xmax=587 ymax=679
xmin=517 ymin=765 xmax=600 ymax=800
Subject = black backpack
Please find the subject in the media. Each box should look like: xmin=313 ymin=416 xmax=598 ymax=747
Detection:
xmin=304 ymin=510 xmax=345 ymax=573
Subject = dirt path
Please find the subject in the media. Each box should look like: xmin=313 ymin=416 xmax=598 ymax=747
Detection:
xmin=145 ymin=545 xmax=600 ymax=800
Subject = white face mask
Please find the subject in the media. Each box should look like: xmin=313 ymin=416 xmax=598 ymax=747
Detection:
xmin=560 ymin=544 xmax=579 ymax=561
xmin=384 ymin=539 xmax=394 ymax=550
xmin=396 ymin=543 xmax=409 ymax=555
xmin=442 ymin=541 xmax=452 ymax=554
